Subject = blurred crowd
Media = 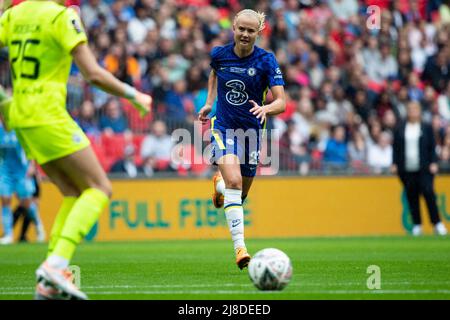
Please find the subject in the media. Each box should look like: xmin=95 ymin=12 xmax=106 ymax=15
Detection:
xmin=1 ymin=0 xmax=450 ymax=176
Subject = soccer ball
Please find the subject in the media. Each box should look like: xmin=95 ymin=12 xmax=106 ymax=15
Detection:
xmin=248 ymin=248 xmax=293 ymax=291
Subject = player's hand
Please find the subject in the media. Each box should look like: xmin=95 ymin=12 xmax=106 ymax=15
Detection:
xmin=198 ymin=104 xmax=212 ymax=124
xmin=131 ymin=92 xmax=152 ymax=118
xmin=430 ymin=163 xmax=438 ymax=175
xmin=249 ymin=100 xmax=267 ymax=124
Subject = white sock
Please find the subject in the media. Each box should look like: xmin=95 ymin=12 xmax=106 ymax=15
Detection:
xmin=46 ymin=255 xmax=69 ymax=270
xmin=216 ymin=178 xmax=226 ymax=195
xmin=224 ymin=188 xmax=245 ymax=250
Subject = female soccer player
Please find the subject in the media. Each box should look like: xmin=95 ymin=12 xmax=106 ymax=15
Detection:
xmin=198 ymin=9 xmax=286 ymax=269
xmin=0 ymin=0 xmax=151 ymax=299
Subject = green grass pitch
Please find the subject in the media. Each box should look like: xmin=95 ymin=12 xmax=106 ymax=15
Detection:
xmin=1 ymin=236 xmax=450 ymax=300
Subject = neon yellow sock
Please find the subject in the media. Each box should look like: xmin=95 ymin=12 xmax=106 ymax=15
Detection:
xmin=51 ymin=188 xmax=109 ymax=261
xmin=47 ymin=197 xmax=77 ymax=258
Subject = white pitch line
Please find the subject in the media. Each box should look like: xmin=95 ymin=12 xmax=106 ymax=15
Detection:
xmin=1 ymin=289 xmax=450 ymax=296
xmin=3 ymin=280 xmax=450 ymax=291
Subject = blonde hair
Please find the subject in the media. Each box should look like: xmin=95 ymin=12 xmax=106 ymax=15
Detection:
xmin=234 ymin=9 xmax=266 ymax=32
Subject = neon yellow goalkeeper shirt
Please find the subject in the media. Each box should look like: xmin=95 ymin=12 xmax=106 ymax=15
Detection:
xmin=0 ymin=0 xmax=87 ymax=128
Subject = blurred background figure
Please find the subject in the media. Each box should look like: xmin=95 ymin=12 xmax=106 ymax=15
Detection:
xmin=100 ymin=98 xmax=129 ymax=134
xmin=12 ymin=162 xmax=43 ymax=243
xmin=1 ymin=0 xmax=449 ymax=179
xmin=110 ymin=144 xmax=141 ymax=178
xmin=367 ymin=131 xmax=393 ymax=174
xmin=0 ymin=125 xmax=45 ymax=244
xmin=322 ymin=125 xmax=348 ymax=173
xmin=140 ymin=120 xmax=174 ymax=176
xmin=392 ymin=101 xmax=447 ymax=236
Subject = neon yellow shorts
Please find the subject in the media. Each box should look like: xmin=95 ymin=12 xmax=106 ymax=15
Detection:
xmin=15 ymin=120 xmax=90 ymax=165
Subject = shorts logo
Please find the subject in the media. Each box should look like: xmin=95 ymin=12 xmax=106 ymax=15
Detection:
xmin=72 ymin=134 xmax=82 ymax=144
xmin=225 ymin=80 xmax=248 ymax=106
xmin=275 ymin=68 xmax=282 ymax=74
xmin=226 ymin=139 xmax=235 ymax=145
xmin=247 ymin=68 xmax=256 ymax=76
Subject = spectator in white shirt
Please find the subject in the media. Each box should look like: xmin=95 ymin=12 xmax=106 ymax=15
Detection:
xmin=140 ymin=120 xmax=174 ymax=175
xmin=438 ymin=82 xmax=450 ymax=122
xmin=328 ymin=0 xmax=358 ymax=22
xmin=392 ymin=101 xmax=447 ymax=236
xmin=367 ymin=131 xmax=393 ymax=173
xmin=127 ymin=5 xmax=156 ymax=44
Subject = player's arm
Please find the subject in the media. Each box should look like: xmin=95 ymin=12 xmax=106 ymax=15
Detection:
xmin=72 ymin=43 xmax=151 ymax=117
xmin=198 ymin=69 xmax=217 ymax=123
xmin=250 ymin=85 xmax=286 ymax=124
xmin=205 ymin=69 xmax=218 ymax=106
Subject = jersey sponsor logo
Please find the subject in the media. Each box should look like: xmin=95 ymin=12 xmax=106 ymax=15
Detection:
xmin=274 ymin=67 xmax=283 ymax=79
xmin=247 ymin=68 xmax=256 ymax=77
xmin=230 ymin=67 xmax=247 ymax=74
xmin=225 ymin=80 xmax=248 ymax=106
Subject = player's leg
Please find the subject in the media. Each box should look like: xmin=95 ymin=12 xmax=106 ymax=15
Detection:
xmin=40 ymin=163 xmax=80 ymax=256
xmin=0 ymin=171 xmax=14 ymax=244
xmin=20 ymin=198 xmax=45 ymax=243
xmin=212 ymin=170 xmax=225 ymax=208
xmin=213 ymin=143 xmax=258 ymax=205
xmin=15 ymin=205 xmax=30 ymax=242
xmin=16 ymin=175 xmax=45 ymax=243
xmin=420 ymin=173 xmax=447 ymax=235
xmin=402 ymin=173 xmax=422 ymax=235
xmin=31 ymin=164 xmax=85 ymax=300
xmin=241 ymin=176 xmax=254 ymax=204
xmin=16 ymin=122 xmax=106 ymax=299
xmin=13 ymin=205 xmax=27 ymax=241
xmin=41 ymin=146 xmax=111 ymax=266
xmin=0 ymin=196 xmax=14 ymax=245
xmin=217 ymin=154 xmax=251 ymax=269
xmin=35 ymin=147 xmax=110 ymax=300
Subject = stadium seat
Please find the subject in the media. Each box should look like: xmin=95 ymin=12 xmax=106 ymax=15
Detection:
xmin=132 ymin=134 xmax=146 ymax=166
xmin=87 ymin=134 xmax=110 ymax=171
xmin=121 ymin=98 xmax=153 ymax=133
xmin=100 ymin=133 xmax=127 ymax=170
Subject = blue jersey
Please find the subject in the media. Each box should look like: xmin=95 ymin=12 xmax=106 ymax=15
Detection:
xmin=210 ymin=43 xmax=285 ymax=131
xmin=0 ymin=125 xmax=29 ymax=174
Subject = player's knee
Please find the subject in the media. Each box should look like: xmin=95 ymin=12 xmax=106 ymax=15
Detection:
xmin=95 ymin=180 xmax=113 ymax=199
xmin=61 ymin=185 xmax=81 ymax=197
xmin=225 ymin=176 xmax=242 ymax=190
xmin=93 ymin=180 xmax=112 ymax=199
xmin=86 ymin=177 xmax=112 ymax=198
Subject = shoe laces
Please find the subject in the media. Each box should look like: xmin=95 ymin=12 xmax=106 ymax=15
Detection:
xmin=62 ymin=269 xmax=75 ymax=284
